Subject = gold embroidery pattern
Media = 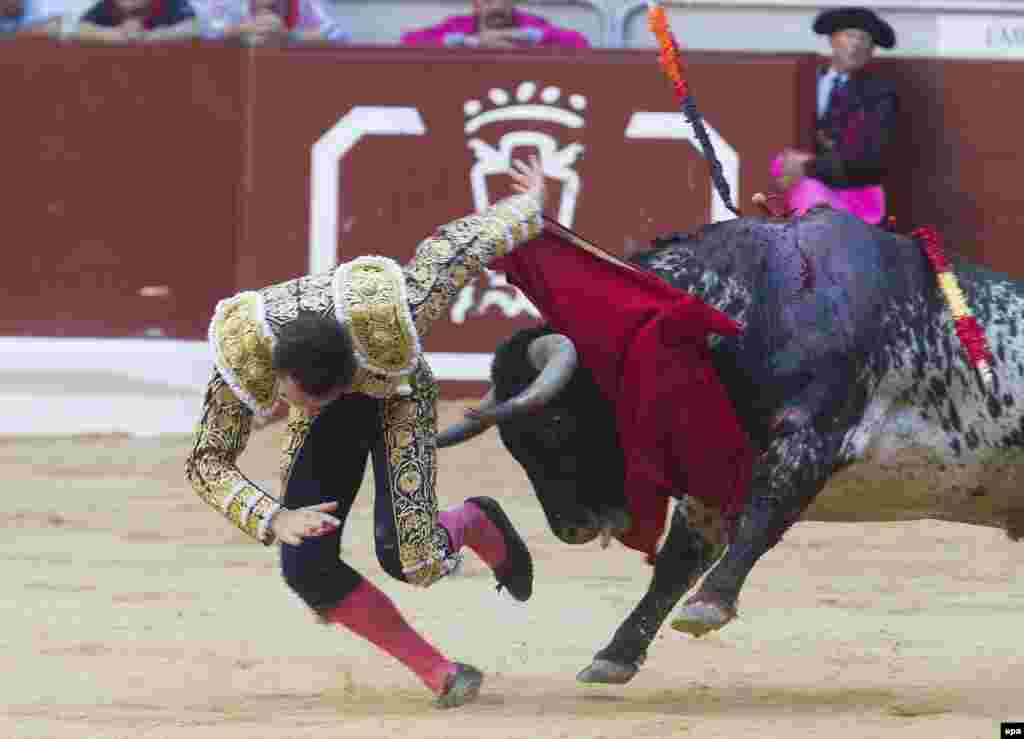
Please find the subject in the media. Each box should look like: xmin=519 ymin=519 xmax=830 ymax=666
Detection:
xmin=185 ymin=373 xmax=282 ymax=545
xmin=261 ymin=271 xmax=336 ymax=328
xmin=261 ymin=269 xmax=412 ymax=400
xmin=334 ymin=257 xmax=420 ymax=374
xmin=209 ymin=292 xmax=278 ymax=416
xmin=350 ymin=367 xmax=406 ymax=399
xmin=404 ymin=193 xmax=543 ymax=338
xmin=354 ymin=302 xmax=413 ymax=376
xmin=379 ymin=360 xmax=455 ymax=587
xmin=279 ymin=404 xmax=313 ymax=488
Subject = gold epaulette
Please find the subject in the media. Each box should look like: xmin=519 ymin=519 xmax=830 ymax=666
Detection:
xmin=208 ymin=291 xmax=279 ymax=416
xmin=333 ymin=256 xmax=421 ymax=397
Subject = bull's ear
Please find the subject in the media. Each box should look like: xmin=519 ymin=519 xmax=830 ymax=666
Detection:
xmin=436 ymin=387 xmax=498 ymax=448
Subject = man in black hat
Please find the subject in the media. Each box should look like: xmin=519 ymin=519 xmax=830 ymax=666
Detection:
xmin=773 ymin=6 xmax=899 ymax=224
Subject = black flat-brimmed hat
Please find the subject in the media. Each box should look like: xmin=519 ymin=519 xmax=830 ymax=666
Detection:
xmin=813 ymin=7 xmax=896 ymax=49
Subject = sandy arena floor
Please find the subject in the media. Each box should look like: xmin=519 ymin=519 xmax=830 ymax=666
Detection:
xmin=3 ymin=400 xmax=1023 ymax=739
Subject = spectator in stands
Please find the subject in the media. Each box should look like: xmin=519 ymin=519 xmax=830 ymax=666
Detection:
xmin=190 ymin=0 xmax=349 ymax=43
xmin=770 ymin=7 xmax=898 ymax=224
xmin=400 ymin=0 xmax=588 ymax=49
xmin=75 ymin=0 xmax=199 ymax=40
xmin=1 ymin=0 xmax=62 ymax=35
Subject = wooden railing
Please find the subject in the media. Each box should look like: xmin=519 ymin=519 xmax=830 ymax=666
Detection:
xmin=3 ymin=41 xmax=1022 ymax=366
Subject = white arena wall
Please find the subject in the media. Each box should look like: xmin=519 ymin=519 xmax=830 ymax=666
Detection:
xmin=0 ymin=338 xmax=492 ymax=435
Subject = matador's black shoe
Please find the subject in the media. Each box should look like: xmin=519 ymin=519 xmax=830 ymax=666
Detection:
xmin=467 ymin=496 xmax=534 ymax=602
xmin=435 ymin=663 xmax=484 ymax=709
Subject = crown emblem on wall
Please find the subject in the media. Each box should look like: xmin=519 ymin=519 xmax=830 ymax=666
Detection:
xmin=451 ymin=82 xmax=588 ymax=325
xmin=463 ymin=82 xmax=588 ymax=134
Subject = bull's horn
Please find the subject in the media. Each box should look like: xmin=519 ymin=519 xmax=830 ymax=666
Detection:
xmin=466 ymin=334 xmax=578 ymax=424
xmin=436 ymin=387 xmax=498 ymax=448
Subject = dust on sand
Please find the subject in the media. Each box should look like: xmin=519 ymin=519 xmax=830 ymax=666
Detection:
xmin=2 ymin=402 xmax=1022 ymax=739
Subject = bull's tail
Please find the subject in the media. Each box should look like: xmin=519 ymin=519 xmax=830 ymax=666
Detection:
xmin=912 ymin=225 xmax=995 ymax=390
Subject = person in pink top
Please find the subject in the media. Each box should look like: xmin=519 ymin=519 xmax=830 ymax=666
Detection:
xmin=400 ymin=0 xmax=589 ymax=49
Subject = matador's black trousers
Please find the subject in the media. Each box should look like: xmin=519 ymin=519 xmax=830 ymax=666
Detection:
xmin=279 ymin=365 xmax=454 ymax=613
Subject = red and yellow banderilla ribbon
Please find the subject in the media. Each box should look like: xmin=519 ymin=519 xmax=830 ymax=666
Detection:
xmin=913 ymin=226 xmax=994 ymax=389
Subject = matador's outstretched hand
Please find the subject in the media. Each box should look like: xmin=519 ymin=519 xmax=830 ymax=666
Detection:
xmin=509 ymin=155 xmax=547 ymax=211
xmin=271 ymin=501 xmax=341 ymax=546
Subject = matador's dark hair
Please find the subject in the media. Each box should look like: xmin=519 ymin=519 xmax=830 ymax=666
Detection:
xmin=271 ymin=310 xmax=357 ymax=397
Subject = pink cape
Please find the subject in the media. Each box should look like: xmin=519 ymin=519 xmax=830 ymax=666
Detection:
xmin=771 ymin=153 xmax=885 ymax=224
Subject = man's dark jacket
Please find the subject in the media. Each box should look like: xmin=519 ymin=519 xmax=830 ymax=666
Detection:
xmin=807 ymin=67 xmax=899 ymax=189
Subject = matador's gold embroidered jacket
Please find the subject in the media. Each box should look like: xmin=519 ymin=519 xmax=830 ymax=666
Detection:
xmin=184 ymin=193 xmax=543 ymax=558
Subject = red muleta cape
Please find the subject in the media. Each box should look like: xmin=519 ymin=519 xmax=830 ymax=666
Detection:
xmin=491 ymin=221 xmax=754 ymax=563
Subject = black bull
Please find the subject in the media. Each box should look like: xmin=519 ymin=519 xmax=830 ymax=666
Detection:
xmin=438 ymin=206 xmax=1024 ymax=685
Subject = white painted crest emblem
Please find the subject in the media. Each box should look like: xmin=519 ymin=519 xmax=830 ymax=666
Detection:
xmin=451 ymin=82 xmax=588 ymax=325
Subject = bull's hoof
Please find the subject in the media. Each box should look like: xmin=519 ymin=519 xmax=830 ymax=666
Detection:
xmin=576 ymin=658 xmax=639 ymax=685
xmin=670 ymin=600 xmax=736 ymax=638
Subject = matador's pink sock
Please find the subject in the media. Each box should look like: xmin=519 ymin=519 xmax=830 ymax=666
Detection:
xmin=323 ymin=579 xmax=454 ymax=694
xmin=439 ymin=500 xmax=507 ymax=569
